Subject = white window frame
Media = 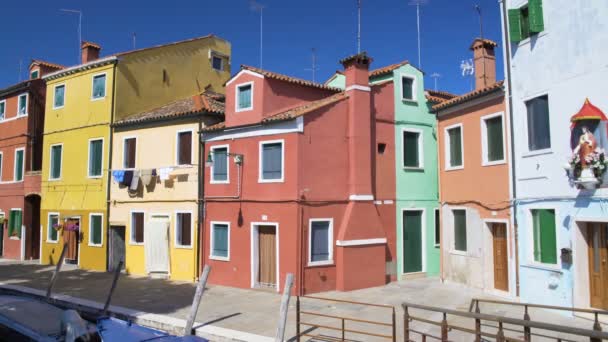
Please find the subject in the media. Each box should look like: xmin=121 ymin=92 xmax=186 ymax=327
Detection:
xmin=47 ymin=212 xmax=60 ymax=243
xmin=14 ymin=148 xmax=25 ymax=182
xmin=258 ymin=139 xmax=285 ymax=183
xmin=235 ymin=81 xmax=254 ymax=112
xmin=53 ymin=84 xmax=66 ymax=110
xmin=129 ymin=210 xmax=145 ymax=246
xmin=9 ymin=208 xmax=23 ymax=240
xmin=174 ymin=211 xmax=193 ymax=249
xmin=400 ymin=74 xmax=417 ymax=102
xmin=87 ymin=137 xmax=104 ymax=178
xmin=444 ymin=123 xmax=464 ymax=171
xmin=308 ymin=218 xmax=334 ymax=266
xmin=210 ymin=144 xmax=230 ymax=184
xmin=481 ymin=112 xmax=507 ymax=166
xmin=522 ymin=92 xmax=552 ymax=156
xmin=0 ymin=99 xmax=6 ymax=121
xmin=211 ymin=55 xmax=224 ymax=71
xmin=17 ymin=93 xmax=28 ymax=117
xmin=210 ymin=221 xmax=230 ymax=261
xmin=49 ymin=143 xmax=63 ymax=181
xmin=434 ymin=208 xmax=440 ymax=247
xmin=526 ymin=207 xmax=561 ymax=270
xmin=402 ymin=128 xmax=424 ymax=169
xmin=450 ymin=207 xmax=468 ymax=255
xmin=122 ymin=136 xmax=137 ymax=169
xmin=88 ymin=213 xmax=104 ymax=247
xmin=175 ymin=129 xmax=194 ymax=166
xmin=30 ymin=70 xmax=39 ymax=79
xmin=91 ymin=72 xmax=107 ymax=101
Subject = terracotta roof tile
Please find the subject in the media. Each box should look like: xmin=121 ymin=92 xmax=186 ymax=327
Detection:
xmin=30 ymin=59 xmax=65 ymax=70
xmin=263 ymin=92 xmax=348 ymax=123
xmin=426 ymin=89 xmax=457 ymax=100
xmin=432 ymin=81 xmax=504 ymax=111
xmin=339 ymin=51 xmax=373 ymax=65
xmin=369 ymin=61 xmax=409 ymax=77
xmin=240 ymin=65 xmax=342 ymax=92
xmin=81 ymin=41 xmax=101 ymax=49
xmin=469 ymin=38 xmax=499 ymax=50
xmin=201 ymin=121 xmax=226 ymax=132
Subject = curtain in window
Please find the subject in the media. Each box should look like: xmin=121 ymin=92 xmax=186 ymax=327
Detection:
xmin=448 ymin=128 xmax=463 ymax=167
xmin=15 ymin=150 xmax=24 ymax=181
xmin=124 ymin=139 xmax=136 ymax=168
xmin=49 ymin=215 xmax=58 ymax=241
xmin=93 ymin=75 xmax=106 ymax=98
xmin=213 ymin=148 xmax=228 ymax=181
xmin=486 ymin=116 xmax=504 ymax=161
xmin=8 ymin=210 xmax=22 ymax=237
xmin=178 ymin=132 xmax=192 ymax=165
xmin=18 ymin=95 xmax=27 ymax=115
xmin=311 ymin=221 xmax=330 ymax=262
xmin=178 ymin=213 xmax=191 ymax=246
xmin=51 ymin=146 xmax=62 ymax=179
xmin=403 ymin=131 xmax=420 ymax=167
xmin=526 ymin=96 xmax=551 ymax=151
xmin=453 ymin=210 xmax=467 ymax=251
xmin=532 ymin=209 xmax=557 ymax=264
xmin=55 ymin=86 xmax=65 ymax=107
xmin=238 ymin=85 xmax=252 ymax=109
xmin=89 ymin=140 xmax=103 ymax=176
xmin=213 ymin=224 xmax=228 ymax=257
xmin=132 ymin=213 xmax=144 ymax=243
xmin=91 ymin=215 xmax=102 ymax=245
xmin=262 ymin=143 xmax=282 ymax=180
xmin=402 ymin=78 xmax=414 ymax=100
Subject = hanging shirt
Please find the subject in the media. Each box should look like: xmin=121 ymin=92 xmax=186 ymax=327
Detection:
xmin=130 ymin=170 xmax=140 ymax=191
xmin=159 ymin=167 xmax=174 ymax=181
xmin=112 ymin=170 xmax=125 ymax=183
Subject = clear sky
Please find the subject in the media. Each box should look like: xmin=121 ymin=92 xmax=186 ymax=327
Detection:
xmin=0 ymin=0 xmax=505 ymax=95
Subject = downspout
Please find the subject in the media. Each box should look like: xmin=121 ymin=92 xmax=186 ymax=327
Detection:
xmin=500 ymin=0 xmax=520 ymax=297
xmin=105 ymin=64 xmax=117 ymax=271
xmin=198 ymin=122 xmax=205 ymax=280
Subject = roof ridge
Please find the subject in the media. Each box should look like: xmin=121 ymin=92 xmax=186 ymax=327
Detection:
xmin=433 ymin=81 xmax=504 ymax=111
xmin=240 ymin=65 xmax=342 ymax=92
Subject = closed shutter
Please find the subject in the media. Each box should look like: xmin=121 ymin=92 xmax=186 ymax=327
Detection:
xmin=51 ymin=146 xmax=62 ymax=179
xmin=212 ymin=148 xmax=228 ymax=181
xmin=179 ymin=213 xmax=191 ymax=246
xmin=310 ymin=221 xmax=330 ymax=262
xmin=539 ymin=209 xmax=557 ymax=264
xmin=262 ymin=143 xmax=282 ymax=180
xmin=448 ymin=127 xmax=463 ymax=167
xmin=9 ymin=210 xmax=22 ymax=237
xmin=91 ymin=215 xmax=102 ymax=245
xmin=402 ymin=78 xmax=414 ymax=100
xmin=528 ymin=0 xmax=544 ymax=33
xmin=238 ymin=85 xmax=252 ymax=109
xmin=15 ymin=150 xmax=24 ymax=181
xmin=89 ymin=140 xmax=103 ymax=176
xmin=508 ymin=9 xmax=523 ymax=42
xmin=454 ymin=210 xmax=467 ymax=251
xmin=213 ymin=224 xmax=228 ymax=257
xmin=403 ymin=131 xmax=420 ymax=167
xmin=533 ymin=210 xmax=541 ymax=261
xmin=124 ymin=139 xmax=136 ymax=168
xmin=178 ymin=132 xmax=192 ymax=165
xmin=486 ymin=116 xmax=504 ymax=162
xmin=133 ymin=213 xmax=144 ymax=243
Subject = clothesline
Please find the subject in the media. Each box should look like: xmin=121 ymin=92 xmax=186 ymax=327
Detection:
xmin=104 ymin=164 xmax=198 ymax=172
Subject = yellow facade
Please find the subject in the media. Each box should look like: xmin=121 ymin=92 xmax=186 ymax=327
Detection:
xmin=41 ymin=62 xmax=115 ymax=271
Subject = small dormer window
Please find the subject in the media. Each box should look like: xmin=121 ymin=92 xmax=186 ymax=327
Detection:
xmin=401 ymin=75 xmax=416 ymax=102
xmin=212 ymin=56 xmax=223 ymax=71
xmin=236 ymin=83 xmax=253 ymax=112
xmin=30 ymin=70 xmax=39 ymax=79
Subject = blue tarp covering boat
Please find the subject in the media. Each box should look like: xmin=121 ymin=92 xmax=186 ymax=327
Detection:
xmin=97 ymin=316 xmax=209 ymax=342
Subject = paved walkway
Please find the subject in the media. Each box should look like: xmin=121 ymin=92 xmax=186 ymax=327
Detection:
xmin=0 ymin=260 xmax=605 ymax=341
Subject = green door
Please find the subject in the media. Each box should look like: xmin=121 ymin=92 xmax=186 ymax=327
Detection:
xmin=403 ymin=210 xmax=423 ymax=273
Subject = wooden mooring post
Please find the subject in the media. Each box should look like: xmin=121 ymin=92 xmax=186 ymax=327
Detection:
xmin=184 ymin=265 xmax=211 ymax=336
xmin=275 ymin=273 xmax=294 ymax=342
xmin=46 ymin=243 xmax=67 ymax=299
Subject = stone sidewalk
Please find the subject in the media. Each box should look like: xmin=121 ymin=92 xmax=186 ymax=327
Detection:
xmin=0 ymin=260 xmax=605 ymax=341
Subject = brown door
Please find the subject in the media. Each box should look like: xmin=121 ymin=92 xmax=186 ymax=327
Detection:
xmin=258 ymin=226 xmax=277 ymax=288
xmin=588 ymin=223 xmax=608 ymax=309
xmin=62 ymin=219 xmax=80 ymax=264
xmin=492 ymin=223 xmax=509 ymax=292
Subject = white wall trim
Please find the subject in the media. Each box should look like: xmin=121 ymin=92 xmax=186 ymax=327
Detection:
xmin=307 ymin=218 xmax=334 ymax=267
xmin=209 ymin=221 xmax=230 ymax=261
xmin=250 ymin=222 xmax=280 ymax=292
xmin=345 ymin=84 xmax=371 ymax=92
xmin=399 ymin=73 xmax=417 ymax=103
xmin=349 ymin=194 xmax=374 ymax=201
xmin=203 ymin=117 xmax=303 ymax=142
xmin=46 ymin=212 xmax=60 ymax=243
xmin=336 ymin=238 xmax=387 ymax=246
xmin=225 ymin=69 xmax=264 ymax=86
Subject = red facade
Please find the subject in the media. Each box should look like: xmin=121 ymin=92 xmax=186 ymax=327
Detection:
xmin=201 ymin=54 xmax=396 ymax=294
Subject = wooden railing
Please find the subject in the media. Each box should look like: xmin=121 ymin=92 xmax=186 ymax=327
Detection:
xmin=296 ymin=295 xmax=396 ymax=341
xmin=403 ymin=301 xmax=608 ymax=342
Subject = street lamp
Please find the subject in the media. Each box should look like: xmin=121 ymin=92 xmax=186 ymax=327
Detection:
xmin=205 ymin=151 xmax=243 ymax=167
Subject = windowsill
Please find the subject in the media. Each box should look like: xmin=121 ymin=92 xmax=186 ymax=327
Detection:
xmin=521 ymin=262 xmax=562 ymax=273
xmin=308 ymin=260 xmax=334 ymax=267
xmin=88 ymin=243 xmax=103 ymax=248
xmin=210 ymin=255 xmax=230 ymax=262
xmin=210 ymin=180 xmax=230 ymax=184
xmin=258 ymin=178 xmax=284 ymax=183
xmin=17 ymin=113 xmax=28 ymax=117
xmin=91 ymin=96 xmax=106 ymax=102
xmin=403 ymin=166 xmax=424 ymax=171
xmin=9 ymin=236 xmax=20 ymax=240
xmin=450 ymin=249 xmax=468 ymax=256
xmin=445 ymin=165 xmax=464 ymax=172
xmin=53 ymin=106 xmax=65 ymax=110
xmin=235 ymin=107 xmax=253 ymax=113
xmin=434 ymin=244 xmax=440 ymax=248
xmin=402 ymin=99 xmax=418 ymax=105
xmin=48 ymin=178 xmax=62 ymax=182
xmin=482 ymin=160 xmax=507 ymax=167
xmin=175 ymin=245 xmax=193 ymax=250
xmin=88 ymin=175 xmax=103 ymax=179
xmin=522 ymin=148 xmax=553 ymax=158
xmin=129 ymin=242 xmax=144 ymax=246
xmin=46 ymin=240 xmax=59 ymax=244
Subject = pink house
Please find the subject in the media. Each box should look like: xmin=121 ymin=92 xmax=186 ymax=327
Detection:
xmin=201 ymin=53 xmax=397 ymax=294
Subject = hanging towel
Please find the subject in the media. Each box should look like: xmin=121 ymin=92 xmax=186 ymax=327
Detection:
xmin=140 ymin=169 xmax=155 ymax=186
xmin=112 ymin=170 xmax=125 ymax=183
xmin=159 ymin=167 xmax=174 ymax=181
xmin=122 ymin=170 xmax=134 ymax=187
xmin=130 ymin=170 xmax=140 ymax=191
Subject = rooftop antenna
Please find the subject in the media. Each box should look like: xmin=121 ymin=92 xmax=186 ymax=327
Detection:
xmin=132 ymin=32 xmax=137 ymax=50
xmin=60 ymin=9 xmax=82 ymax=64
xmin=250 ymin=1 xmax=265 ymax=68
xmin=357 ymin=0 xmax=362 ymax=53
xmin=474 ymin=4 xmax=487 ymax=87
xmin=18 ymin=59 xmax=23 ymax=82
xmin=304 ymin=48 xmax=319 ymax=82
xmin=460 ymin=59 xmax=475 ymax=91
xmin=430 ymin=72 xmax=441 ymax=91
xmin=409 ymin=0 xmax=428 ymax=69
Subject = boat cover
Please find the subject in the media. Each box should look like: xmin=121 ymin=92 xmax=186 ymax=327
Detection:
xmin=97 ymin=316 xmax=209 ymax=342
xmin=0 ymin=295 xmax=63 ymax=341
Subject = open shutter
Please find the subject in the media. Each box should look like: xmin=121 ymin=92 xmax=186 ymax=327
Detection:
xmin=178 ymin=132 xmax=192 ymax=165
xmin=539 ymin=209 xmax=557 ymax=264
xmin=508 ymin=9 xmax=523 ymax=42
xmin=528 ymin=0 xmax=544 ymax=33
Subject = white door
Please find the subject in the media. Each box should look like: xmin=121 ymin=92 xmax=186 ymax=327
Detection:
xmin=145 ymin=216 xmax=170 ymax=274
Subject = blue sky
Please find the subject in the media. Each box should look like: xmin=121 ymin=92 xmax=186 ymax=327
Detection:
xmin=0 ymin=0 xmax=505 ymax=94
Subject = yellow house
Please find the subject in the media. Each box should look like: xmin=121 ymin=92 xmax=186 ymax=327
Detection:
xmin=40 ymin=35 xmax=231 ymax=272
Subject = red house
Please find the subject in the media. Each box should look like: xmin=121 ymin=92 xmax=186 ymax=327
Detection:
xmin=0 ymin=61 xmax=60 ymax=260
xmin=201 ymin=53 xmax=397 ymax=294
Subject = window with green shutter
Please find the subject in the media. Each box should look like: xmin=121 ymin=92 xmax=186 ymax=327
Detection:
xmin=15 ymin=149 xmax=24 ymax=181
xmin=453 ymin=210 xmax=467 ymax=252
xmin=8 ymin=210 xmax=22 ymax=238
xmin=447 ymin=126 xmax=463 ymax=168
xmin=48 ymin=214 xmax=59 ymax=242
xmin=532 ymin=209 xmax=557 ymax=264
xmin=508 ymin=1 xmax=544 ymax=43
xmin=484 ymin=115 xmax=504 ymax=163
xmin=89 ymin=215 xmax=103 ymax=246
xmin=88 ymin=139 xmax=103 ymax=177
xmin=50 ymin=145 xmax=62 ymax=180
xmin=403 ymin=130 xmax=421 ymax=168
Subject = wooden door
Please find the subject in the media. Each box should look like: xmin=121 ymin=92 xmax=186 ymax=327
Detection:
xmin=588 ymin=223 xmax=608 ymax=309
xmin=403 ymin=211 xmax=423 ymax=273
xmin=258 ymin=226 xmax=277 ymax=288
xmin=109 ymin=226 xmax=126 ymax=272
xmin=145 ymin=217 xmax=170 ymax=275
xmin=492 ymin=223 xmax=509 ymax=292
xmin=63 ymin=219 xmax=80 ymax=264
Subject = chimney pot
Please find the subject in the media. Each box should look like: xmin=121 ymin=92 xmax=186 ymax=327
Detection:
xmin=81 ymin=41 xmax=101 ymax=64
xmin=470 ymin=38 xmax=497 ymax=90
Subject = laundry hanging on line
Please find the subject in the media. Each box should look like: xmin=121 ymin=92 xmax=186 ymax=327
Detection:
xmin=130 ymin=170 xmax=141 ymax=191
xmin=140 ymin=169 xmax=156 ymax=186
xmin=112 ymin=170 xmax=125 ymax=183
xmin=158 ymin=167 xmax=174 ymax=181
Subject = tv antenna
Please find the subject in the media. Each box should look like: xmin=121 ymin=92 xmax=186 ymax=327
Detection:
xmin=460 ymin=59 xmax=475 ymax=91
xmin=430 ymin=72 xmax=441 ymax=91
xmin=409 ymin=0 xmax=428 ymax=69
xmin=357 ymin=0 xmax=362 ymax=53
xmin=250 ymin=1 xmax=265 ymax=68
xmin=474 ymin=4 xmax=487 ymax=87
xmin=304 ymin=48 xmax=319 ymax=82
xmin=132 ymin=32 xmax=137 ymax=50
xmin=60 ymin=9 xmax=82 ymax=64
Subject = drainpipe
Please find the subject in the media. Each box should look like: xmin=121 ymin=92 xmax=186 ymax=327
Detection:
xmin=499 ymin=0 xmax=520 ymax=297
xmin=198 ymin=121 xmax=205 ymax=280
xmin=105 ymin=65 xmax=117 ymax=271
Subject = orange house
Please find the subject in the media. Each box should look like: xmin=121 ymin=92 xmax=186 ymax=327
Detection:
xmin=434 ymin=39 xmax=515 ymax=297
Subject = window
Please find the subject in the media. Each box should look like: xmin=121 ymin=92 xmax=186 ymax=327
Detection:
xmin=0 ymin=100 xmax=5 ymax=121
xmin=482 ymin=114 xmax=505 ymax=164
xmin=377 ymin=143 xmax=386 ymax=154
xmin=123 ymin=138 xmax=136 ymax=168
xmin=526 ymin=95 xmax=551 ymax=151
xmin=175 ymin=212 xmax=192 ymax=247
xmin=30 ymin=70 xmax=39 ymax=79
xmin=403 ymin=129 xmax=423 ymax=168
xmin=89 ymin=214 xmax=103 ymax=246
xmin=401 ymin=76 xmax=415 ymax=101
xmin=453 ymin=209 xmax=467 ymax=252
xmin=177 ymin=131 xmax=192 ymax=165
xmin=212 ymin=56 xmax=223 ymax=71
xmin=531 ymin=209 xmax=557 ymax=264
xmin=88 ymin=139 xmax=103 ymax=177
xmin=260 ymin=141 xmax=283 ymax=182
xmin=210 ymin=146 xmax=228 ymax=183
xmin=309 ymin=219 xmax=333 ymax=265
xmin=434 ymin=209 xmax=440 ymax=246
xmin=131 ymin=212 xmax=144 ymax=244
xmin=210 ymin=222 xmax=229 ymax=260
xmin=14 ymin=149 xmax=24 ymax=182
xmin=445 ymin=125 xmax=463 ymax=169
xmin=17 ymin=94 xmax=27 ymax=116
xmin=50 ymin=144 xmax=62 ymax=180
xmin=54 ymin=85 xmax=65 ymax=109
xmin=508 ymin=0 xmax=544 ymax=43
xmin=92 ymin=74 xmax=106 ymax=99
xmin=8 ymin=209 xmax=22 ymax=238
xmin=236 ymin=83 xmax=253 ymax=111
xmin=47 ymin=213 xmax=59 ymax=242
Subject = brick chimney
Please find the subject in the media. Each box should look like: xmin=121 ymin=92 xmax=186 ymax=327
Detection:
xmin=81 ymin=41 xmax=101 ymax=64
xmin=470 ymin=38 xmax=497 ymax=89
